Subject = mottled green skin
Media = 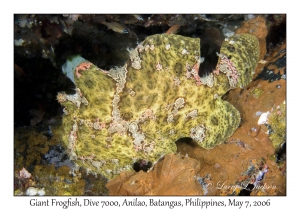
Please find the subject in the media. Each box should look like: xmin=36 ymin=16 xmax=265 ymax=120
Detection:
xmin=57 ymin=34 xmax=259 ymax=180
xmin=120 ymin=34 xmax=259 ymax=149
xmin=220 ymin=34 xmax=260 ymax=89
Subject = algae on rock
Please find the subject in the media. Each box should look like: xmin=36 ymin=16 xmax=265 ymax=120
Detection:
xmin=56 ymin=33 xmax=259 ymax=180
xmin=268 ymin=101 xmax=286 ymax=150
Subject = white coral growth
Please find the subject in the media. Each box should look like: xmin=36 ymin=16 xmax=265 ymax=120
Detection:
xmin=190 ymin=124 xmax=206 ymax=143
xmin=19 ymin=167 xmax=31 ymax=179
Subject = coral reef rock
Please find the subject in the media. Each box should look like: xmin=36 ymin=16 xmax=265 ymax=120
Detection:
xmin=106 ymin=154 xmax=203 ymax=195
xmin=56 ymin=33 xmax=260 ymax=180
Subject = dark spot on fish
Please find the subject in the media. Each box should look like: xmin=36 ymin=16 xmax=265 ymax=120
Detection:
xmin=210 ymin=115 xmax=218 ymax=126
xmin=227 ymin=45 xmax=235 ymax=53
